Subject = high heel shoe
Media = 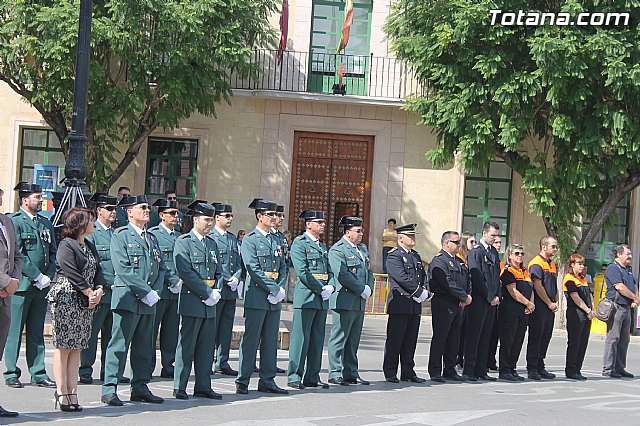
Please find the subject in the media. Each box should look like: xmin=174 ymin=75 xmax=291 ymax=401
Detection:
xmin=53 ymin=391 xmax=74 ymax=412
xmin=68 ymin=393 xmax=82 ymax=412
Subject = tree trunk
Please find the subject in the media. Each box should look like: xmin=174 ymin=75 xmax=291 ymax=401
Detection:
xmin=104 ymin=122 xmax=158 ymax=190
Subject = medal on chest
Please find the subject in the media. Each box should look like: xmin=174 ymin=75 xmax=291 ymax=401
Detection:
xmin=210 ymin=250 xmax=218 ymax=263
xmin=41 ymin=228 xmax=51 ymax=244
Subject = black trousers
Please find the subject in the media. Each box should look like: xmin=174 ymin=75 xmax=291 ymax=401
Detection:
xmin=457 ymin=308 xmax=468 ymax=365
xmin=429 ymin=296 xmax=463 ymax=378
xmin=526 ymin=300 xmax=554 ymax=372
xmin=383 ymin=313 xmax=420 ymax=379
xmin=488 ymin=308 xmax=499 ymax=368
xmin=498 ymin=303 xmax=528 ymax=373
xmin=565 ymin=308 xmax=591 ymax=374
xmin=463 ymin=296 xmax=496 ymax=377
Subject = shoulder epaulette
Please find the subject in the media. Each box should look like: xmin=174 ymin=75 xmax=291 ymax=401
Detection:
xmin=115 ymin=227 xmax=129 ymax=233
xmin=247 ymin=230 xmax=257 ymax=237
xmin=388 ymin=247 xmax=397 ymax=253
xmin=147 ymin=225 xmax=160 ymax=232
xmin=8 ymin=212 xmax=21 ymax=218
xmin=434 ymin=252 xmax=442 ymax=256
xmin=178 ymin=234 xmax=190 ymax=239
xmin=294 ymin=234 xmax=305 ymax=242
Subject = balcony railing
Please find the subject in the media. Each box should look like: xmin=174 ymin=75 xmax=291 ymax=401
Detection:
xmin=229 ymin=49 xmax=427 ymax=100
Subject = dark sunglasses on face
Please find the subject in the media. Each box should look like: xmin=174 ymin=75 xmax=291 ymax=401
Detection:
xmin=101 ymin=205 xmax=117 ymax=212
xmin=514 ymin=251 xmax=525 ymax=256
xmin=163 ymin=210 xmax=179 ymax=216
xmin=167 ymin=196 xmax=177 ymax=201
xmin=219 ymin=213 xmax=233 ymax=218
xmin=263 ymin=212 xmax=277 ymax=217
xmin=136 ymin=205 xmax=150 ymax=211
xmin=276 ymin=213 xmax=285 ymax=218
xmin=350 ymin=228 xmax=365 ymax=234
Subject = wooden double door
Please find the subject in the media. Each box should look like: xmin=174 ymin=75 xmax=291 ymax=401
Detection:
xmin=289 ymin=131 xmax=374 ymax=247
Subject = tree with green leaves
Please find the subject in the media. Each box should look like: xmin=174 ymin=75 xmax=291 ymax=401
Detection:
xmin=0 ymin=0 xmax=276 ymax=191
xmin=385 ymin=0 xmax=640 ymax=260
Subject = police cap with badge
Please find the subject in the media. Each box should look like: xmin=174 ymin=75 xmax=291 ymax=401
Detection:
xmin=14 ymin=181 xmax=42 ymax=199
xmin=339 ymin=215 xmax=363 ymax=232
xmin=395 ymin=223 xmax=418 ymax=236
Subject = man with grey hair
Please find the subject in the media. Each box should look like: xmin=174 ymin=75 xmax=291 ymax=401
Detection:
xmin=602 ymin=244 xmax=640 ymax=378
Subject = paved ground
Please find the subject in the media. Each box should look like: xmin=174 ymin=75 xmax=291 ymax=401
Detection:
xmin=2 ymin=307 xmax=640 ymax=425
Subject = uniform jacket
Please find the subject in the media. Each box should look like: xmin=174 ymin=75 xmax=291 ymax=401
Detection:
xmin=273 ymin=229 xmax=290 ymax=276
xmin=148 ymin=208 xmax=184 ymax=232
xmin=328 ymin=237 xmax=374 ymax=311
xmin=0 ymin=214 xmax=22 ymax=307
xmin=148 ymin=225 xmax=181 ymax=299
xmin=113 ymin=206 xmax=128 ymax=230
xmin=428 ymin=250 xmax=471 ymax=304
xmin=174 ymin=230 xmax=223 ymax=318
xmin=209 ymin=228 xmax=242 ymax=300
xmin=468 ymin=243 xmax=501 ymax=304
xmin=10 ymin=209 xmax=57 ymax=292
xmin=110 ymin=223 xmax=167 ymax=314
xmin=290 ymin=233 xmax=332 ymax=310
xmin=85 ymin=220 xmax=114 ymax=304
xmin=241 ymin=227 xmax=287 ymax=311
xmin=386 ymin=245 xmax=427 ymax=315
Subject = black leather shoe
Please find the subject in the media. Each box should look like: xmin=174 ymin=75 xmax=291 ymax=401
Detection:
xmin=527 ymin=372 xmax=542 ymax=380
xmin=328 ymin=377 xmax=350 ymax=386
xmin=5 ymin=378 xmax=22 ymax=388
xmin=478 ymin=374 xmax=497 ymax=381
xmin=215 ymin=367 xmax=238 ymax=376
xmin=130 ymin=392 xmax=164 ymax=403
xmin=276 ymin=367 xmax=286 ymax=374
xmin=430 ymin=376 xmax=446 ymax=383
xmin=619 ymin=370 xmax=635 ymax=378
xmin=257 ymin=384 xmax=289 ymax=394
xmin=346 ymin=377 xmax=369 ymax=385
xmin=303 ymin=381 xmax=330 ymax=389
xmin=577 ymin=373 xmax=588 ymax=381
xmin=236 ymin=383 xmax=249 ymax=395
xmin=603 ymin=371 xmax=622 ymax=378
xmin=173 ymin=389 xmax=189 ymax=400
xmin=101 ymin=393 xmax=123 ymax=406
xmin=403 ymin=376 xmax=426 ymax=383
xmin=499 ymin=373 xmax=518 ymax=382
xmin=386 ymin=376 xmax=400 ymax=383
xmin=566 ymin=372 xmax=581 ymax=380
xmin=119 ymin=376 xmax=131 ymax=384
xmin=288 ymin=381 xmax=305 ymax=389
xmin=538 ymin=370 xmax=556 ymax=379
xmin=194 ymin=390 xmax=222 ymax=400
xmin=442 ymin=373 xmax=464 ymax=382
xmin=511 ymin=371 xmax=525 ymax=381
xmin=79 ymin=375 xmax=93 ymax=384
xmin=0 ymin=406 xmax=19 ymax=417
xmin=160 ymin=370 xmax=174 ymax=379
xmin=462 ymin=375 xmax=478 ymax=382
xmin=33 ymin=378 xmax=56 ymax=388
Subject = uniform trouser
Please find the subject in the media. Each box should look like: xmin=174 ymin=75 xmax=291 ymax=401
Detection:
xmin=79 ymin=303 xmax=112 ymax=378
xmin=383 ymin=313 xmax=421 ymax=379
xmin=214 ymin=298 xmax=236 ymax=371
xmin=3 ymin=289 xmax=49 ymax=381
xmin=498 ymin=304 xmax=528 ymax=374
xmin=150 ymin=298 xmax=179 ymax=376
xmin=603 ymin=303 xmax=631 ymax=374
xmin=101 ymin=310 xmax=154 ymax=396
xmin=457 ymin=308 xmax=468 ymax=365
xmin=526 ymin=301 xmax=554 ymax=372
xmin=287 ymin=308 xmax=328 ymax=384
xmin=382 ymin=247 xmax=392 ymax=274
xmin=463 ymin=297 xmax=496 ymax=378
xmin=328 ymin=309 xmax=365 ymax=380
xmin=174 ymin=315 xmax=217 ymax=392
xmin=236 ymin=308 xmax=281 ymax=387
xmin=488 ymin=309 xmax=499 ymax=368
xmin=565 ymin=308 xmax=591 ymax=374
xmin=428 ymin=296 xmax=462 ymax=378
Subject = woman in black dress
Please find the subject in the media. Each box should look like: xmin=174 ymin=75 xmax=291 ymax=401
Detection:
xmin=47 ymin=208 xmax=105 ymax=411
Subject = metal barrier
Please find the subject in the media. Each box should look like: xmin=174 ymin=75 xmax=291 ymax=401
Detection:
xmin=366 ymin=273 xmax=390 ymax=315
xmin=591 ymin=274 xmax=608 ymax=334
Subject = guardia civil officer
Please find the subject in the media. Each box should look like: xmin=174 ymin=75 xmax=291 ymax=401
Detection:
xmin=463 ymin=220 xmax=501 ymax=381
xmin=80 ymin=193 xmax=132 ymax=384
xmin=327 ymin=216 xmax=373 ymax=386
xmin=210 ymin=203 xmax=242 ymax=376
xmin=112 ymin=186 xmax=130 ymax=229
xmin=148 ymin=190 xmax=184 ymax=231
xmin=383 ymin=224 xmax=428 ymax=384
xmin=273 ymin=205 xmax=289 ymax=289
xmin=526 ymin=236 xmax=559 ymax=380
xmin=4 ymin=182 xmax=56 ymax=389
xmin=235 ymin=199 xmax=288 ymax=395
xmin=101 ymin=195 xmax=166 ymax=406
xmin=148 ymin=198 xmax=182 ymax=378
xmin=172 ymin=201 xmax=224 ymax=400
xmin=287 ymin=210 xmax=334 ymax=389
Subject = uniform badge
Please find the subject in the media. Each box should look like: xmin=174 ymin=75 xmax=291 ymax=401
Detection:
xmin=42 ymin=229 xmax=51 ymax=244
xmin=352 ymin=268 xmax=357 ymax=274
xmin=312 ymin=259 xmax=317 ymax=267
xmin=210 ymin=250 xmax=218 ymax=263
xmin=402 ymin=257 xmax=407 ymax=263
xmin=449 ymin=260 xmax=454 ymax=267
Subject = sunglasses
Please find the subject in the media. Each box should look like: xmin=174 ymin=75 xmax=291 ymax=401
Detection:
xmin=136 ymin=205 xmax=150 ymax=211
xmin=101 ymin=205 xmax=117 ymax=212
xmin=350 ymin=228 xmax=365 ymax=234
xmin=167 ymin=196 xmax=177 ymax=201
xmin=513 ymin=251 xmax=525 ymax=256
xmin=276 ymin=213 xmax=285 ymax=218
xmin=219 ymin=213 xmax=234 ymax=218
xmin=162 ymin=210 xmax=179 ymax=216
xmin=448 ymin=240 xmax=461 ymax=245
xmin=263 ymin=212 xmax=277 ymax=217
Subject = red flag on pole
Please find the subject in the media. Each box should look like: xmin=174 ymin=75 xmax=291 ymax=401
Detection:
xmin=336 ymin=0 xmax=354 ymax=54
xmin=277 ymin=0 xmax=289 ymax=65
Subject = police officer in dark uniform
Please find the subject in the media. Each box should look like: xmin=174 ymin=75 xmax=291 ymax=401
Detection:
xmin=428 ymin=231 xmax=472 ymax=383
xmin=383 ymin=224 xmax=428 ymax=384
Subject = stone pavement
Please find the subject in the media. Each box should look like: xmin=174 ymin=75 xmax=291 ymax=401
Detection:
xmin=2 ymin=305 xmax=640 ymax=425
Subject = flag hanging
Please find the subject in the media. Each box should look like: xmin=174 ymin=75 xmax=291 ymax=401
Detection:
xmin=277 ymin=0 xmax=289 ymax=65
xmin=336 ymin=0 xmax=354 ymax=54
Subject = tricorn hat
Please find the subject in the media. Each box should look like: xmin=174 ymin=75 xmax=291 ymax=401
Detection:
xmin=152 ymin=199 xmax=179 ymax=212
xmin=89 ymin=193 xmax=117 ymax=206
xmin=248 ymin=198 xmax=277 ymax=212
xmin=118 ymin=195 xmax=148 ymax=208
xmin=339 ymin=216 xmax=363 ymax=230
xmin=14 ymin=181 xmax=42 ymax=195
xmin=187 ymin=201 xmax=216 ymax=217
xmin=299 ymin=210 xmax=325 ymax=221
xmin=214 ymin=203 xmax=233 ymax=214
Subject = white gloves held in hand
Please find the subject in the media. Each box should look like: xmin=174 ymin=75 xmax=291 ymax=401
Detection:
xmin=321 ymin=285 xmax=334 ymax=301
xmin=169 ymin=280 xmax=182 ymax=294
xmin=34 ymin=274 xmax=51 ymax=290
xmin=141 ymin=290 xmax=161 ymax=307
xmin=227 ymin=276 xmax=240 ymax=291
xmin=361 ymin=285 xmax=372 ymax=299
xmin=203 ymin=289 xmax=222 ymax=306
xmin=267 ymin=287 xmax=286 ymax=304
xmin=412 ymin=289 xmax=429 ymax=304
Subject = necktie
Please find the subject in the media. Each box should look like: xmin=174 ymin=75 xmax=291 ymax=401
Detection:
xmin=141 ymin=231 xmax=149 ymax=249
xmin=108 ymin=227 xmax=113 ymax=236
xmin=315 ymin=240 xmax=321 ymax=248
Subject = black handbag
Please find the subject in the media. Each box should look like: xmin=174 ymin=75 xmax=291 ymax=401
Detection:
xmin=595 ymin=297 xmax=615 ymax=322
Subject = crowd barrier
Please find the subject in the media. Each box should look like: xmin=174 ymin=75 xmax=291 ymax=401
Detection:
xmin=366 ymin=273 xmax=390 ymax=315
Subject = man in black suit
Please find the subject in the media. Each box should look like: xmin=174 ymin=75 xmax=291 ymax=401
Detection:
xmin=382 ymin=224 xmax=428 ymax=384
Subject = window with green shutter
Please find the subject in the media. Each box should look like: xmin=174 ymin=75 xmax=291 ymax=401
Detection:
xmin=145 ymin=137 xmax=198 ymax=207
xmin=584 ymin=196 xmax=630 ymax=273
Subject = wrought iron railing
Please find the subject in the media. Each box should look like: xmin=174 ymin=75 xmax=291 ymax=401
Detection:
xmin=229 ymin=49 xmax=427 ymax=100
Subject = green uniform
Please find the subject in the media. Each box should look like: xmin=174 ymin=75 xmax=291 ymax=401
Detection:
xmin=327 ymin=237 xmax=373 ymax=381
xmin=148 ymin=224 xmax=181 ymax=377
xmin=209 ymin=227 xmax=242 ymax=371
xmin=173 ymin=231 xmax=223 ymax=392
xmin=80 ymin=220 xmax=115 ymax=379
xmin=148 ymin=208 xmax=183 ymax=232
xmin=236 ymin=227 xmax=287 ymax=388
xmin=101 ymin=223 xmax=167 ymax=397
xmin=287 ymin=233 xmax=332 ymax=385
xmin=4 ymin=209 xmax=56 ymax=382
xmin=273 ymin=229 xmax=289 ymax=284
xmin=113 ymin=206 xmax=128 ymax=230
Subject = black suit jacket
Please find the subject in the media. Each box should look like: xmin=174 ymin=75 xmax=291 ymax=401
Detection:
xmin=55 ymin=238 xmax=105 ymax=292
xmin=385 ymin=246 xmax=426 ymax=315
xmin=468 ymin=243 xmax=501 ymax=304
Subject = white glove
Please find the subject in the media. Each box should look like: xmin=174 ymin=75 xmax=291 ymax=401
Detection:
xmin=361 ymin=285 xmax=372 ymax=299
xmin=203 ymin=289 xmax=221 ymax=306
xmin=276 ymin=287 xmax=286 ymax=302
xmin=237 ymin=281 xmax=244 ymax=299
xmin=413 ymin=289 xmax=429 ymax=304
xmin=227 ymin=276 xmax=239 ymax=291
xmin=321 ymin=285 xmax=334 ymax=300
xmin=169 ymin=280 xmax=182 ymax=294
xmin=34 ymin=274 xmax=51 ymax=290
xmin=267 ymin=294 xmax=279 ymax=304
xmin=141 ymin=290 xmax=160 ymax=307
